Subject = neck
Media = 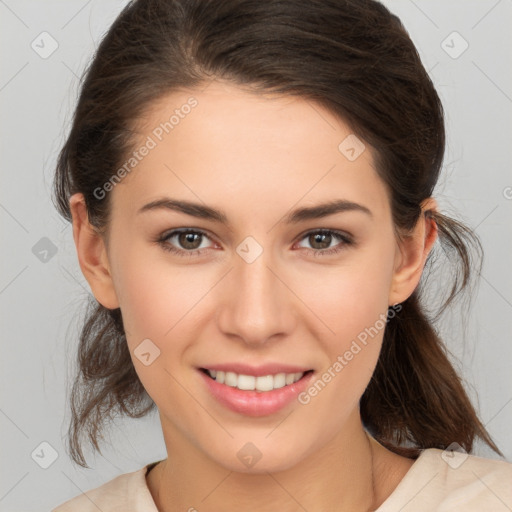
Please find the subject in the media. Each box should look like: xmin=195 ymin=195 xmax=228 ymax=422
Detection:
xmin=148 ymin=412 xmax=378 ymax=512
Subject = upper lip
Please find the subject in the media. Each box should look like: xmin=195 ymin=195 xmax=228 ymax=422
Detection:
xmin=200 ymin=363 xmax=313 ymax=377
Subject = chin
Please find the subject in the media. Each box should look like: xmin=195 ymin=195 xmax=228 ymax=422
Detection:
xmin=202 ymin=435 xmax=314 ymax=475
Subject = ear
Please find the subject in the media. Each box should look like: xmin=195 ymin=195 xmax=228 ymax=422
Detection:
xmin=388 ymin=198 xmax=438 ymax=306
xmin=69 ymin=193 xmax=120 ymax=309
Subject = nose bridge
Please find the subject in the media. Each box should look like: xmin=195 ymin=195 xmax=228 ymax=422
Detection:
xmin=217 ymin=237 xmax=294 ymax=345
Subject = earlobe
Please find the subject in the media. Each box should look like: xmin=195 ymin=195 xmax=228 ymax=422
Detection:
xmin=388 ymin=198 xmax=439 ymax=306
xmin=69 ymin=193 xmax=120 ymax=309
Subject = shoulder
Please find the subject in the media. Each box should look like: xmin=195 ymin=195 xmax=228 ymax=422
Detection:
xmin=377 ymin=448 xmax=512 ymax=511
xmin=52 ymin=464 xmax=158 ymax=512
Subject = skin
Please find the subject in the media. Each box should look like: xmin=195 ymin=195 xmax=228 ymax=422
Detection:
xmin=70 ymin=80 xmax=438 ymax=511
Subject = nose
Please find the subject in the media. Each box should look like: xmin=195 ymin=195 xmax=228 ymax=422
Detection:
xmin=215 ymin=244 xmax=297 ymax=347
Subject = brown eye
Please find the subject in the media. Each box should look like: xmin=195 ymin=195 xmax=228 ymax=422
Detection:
xmin=308 ymin=232 xmax=333 ymax=250
xmin=177 ymin=232 xmax=203 ymax=250
xmin=296 ymin=229 xmax=353 ymax=257
xmin=157 ymin=229 xmax=215 ymax=256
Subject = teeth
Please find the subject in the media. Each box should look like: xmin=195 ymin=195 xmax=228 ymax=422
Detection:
xmin=255 ymin=375 xmax=274 ymax=391
xmin=206 ymin=369 xmax=305 ymax=391
xmin=225 ymin=371 xmax=238 ymax=387
xmin=273 ymin=373 xmax=286 ymax=389
xmin=238 ymin=374 xmax=256 ymax=390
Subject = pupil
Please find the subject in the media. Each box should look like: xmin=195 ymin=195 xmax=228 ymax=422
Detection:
xmin=312 ymin=233 xmax=331 ymax=249
xmin=180 ymin=232 xmax=200 ymax=249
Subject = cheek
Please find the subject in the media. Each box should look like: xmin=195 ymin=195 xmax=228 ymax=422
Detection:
xmin=110 ymin=239 xmax=203 ymax=343
xmin=294 ymin=242 xmax=395 ymax=350
xmin=292 ymin=242 xmax=395 ymax=403
xmin=110 ymin=245 xmax=206 ymax=403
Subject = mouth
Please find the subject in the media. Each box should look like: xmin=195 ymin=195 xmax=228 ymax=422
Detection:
xmin=199 ymin=368 xmax=314 ymax=392
xmin=198 ymin=366 xmax=315 ymax=416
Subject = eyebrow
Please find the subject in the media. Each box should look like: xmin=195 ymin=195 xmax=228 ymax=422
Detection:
xmin=138 ymin=197 xmax=373 ymax=224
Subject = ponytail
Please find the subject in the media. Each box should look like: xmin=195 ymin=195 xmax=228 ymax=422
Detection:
xmin=361 ymin=212 xmax=502 ymax=458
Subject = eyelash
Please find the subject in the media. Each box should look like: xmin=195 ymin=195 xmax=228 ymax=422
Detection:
xmin=156 ymin=228 xmax=354 ymax=258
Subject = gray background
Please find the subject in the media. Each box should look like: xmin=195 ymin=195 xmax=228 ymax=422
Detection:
xmin=1 ymin=0 xmax=511 ymax=510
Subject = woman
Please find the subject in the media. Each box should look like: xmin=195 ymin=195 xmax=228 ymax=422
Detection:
xmin=52 ymin=0 xmax=512 ymax=510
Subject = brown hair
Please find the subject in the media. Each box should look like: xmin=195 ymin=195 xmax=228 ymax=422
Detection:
xmin=53 ymin=0 xmax=502 ymax=467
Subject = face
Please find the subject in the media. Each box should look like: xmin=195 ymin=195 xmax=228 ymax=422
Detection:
xmin=84 ymin=81 xmax=412 ymax=473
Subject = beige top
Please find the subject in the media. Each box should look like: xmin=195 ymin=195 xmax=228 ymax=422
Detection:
xmin=52 ymin=448 xmax=512 ymax=511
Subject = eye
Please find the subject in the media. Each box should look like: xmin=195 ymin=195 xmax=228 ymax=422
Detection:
xmin=157 ymin=229 xmax=215 ymax=257
xmin=295 ymin=229 xmax=353 ymax=257
xmin=156 ymin=228 xmax=353 ymax=258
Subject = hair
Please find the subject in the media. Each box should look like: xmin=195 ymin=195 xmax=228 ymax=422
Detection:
xmin=53 ymin=0 xmax=502 ymax=467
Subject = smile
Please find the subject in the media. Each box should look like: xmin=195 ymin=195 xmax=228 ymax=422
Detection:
xmin=198 ymin=367 xmax=315 ymax=416
xmin=202 ymin=368 xmax=309 ymax=392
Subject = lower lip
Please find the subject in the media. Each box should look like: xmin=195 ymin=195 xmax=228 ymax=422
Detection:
xmin=198 ymin=369 xmax=315 ymax=417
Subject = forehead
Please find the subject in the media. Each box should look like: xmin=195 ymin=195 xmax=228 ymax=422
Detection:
xmin=110 ymin=80 xmax=390 ymax=223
